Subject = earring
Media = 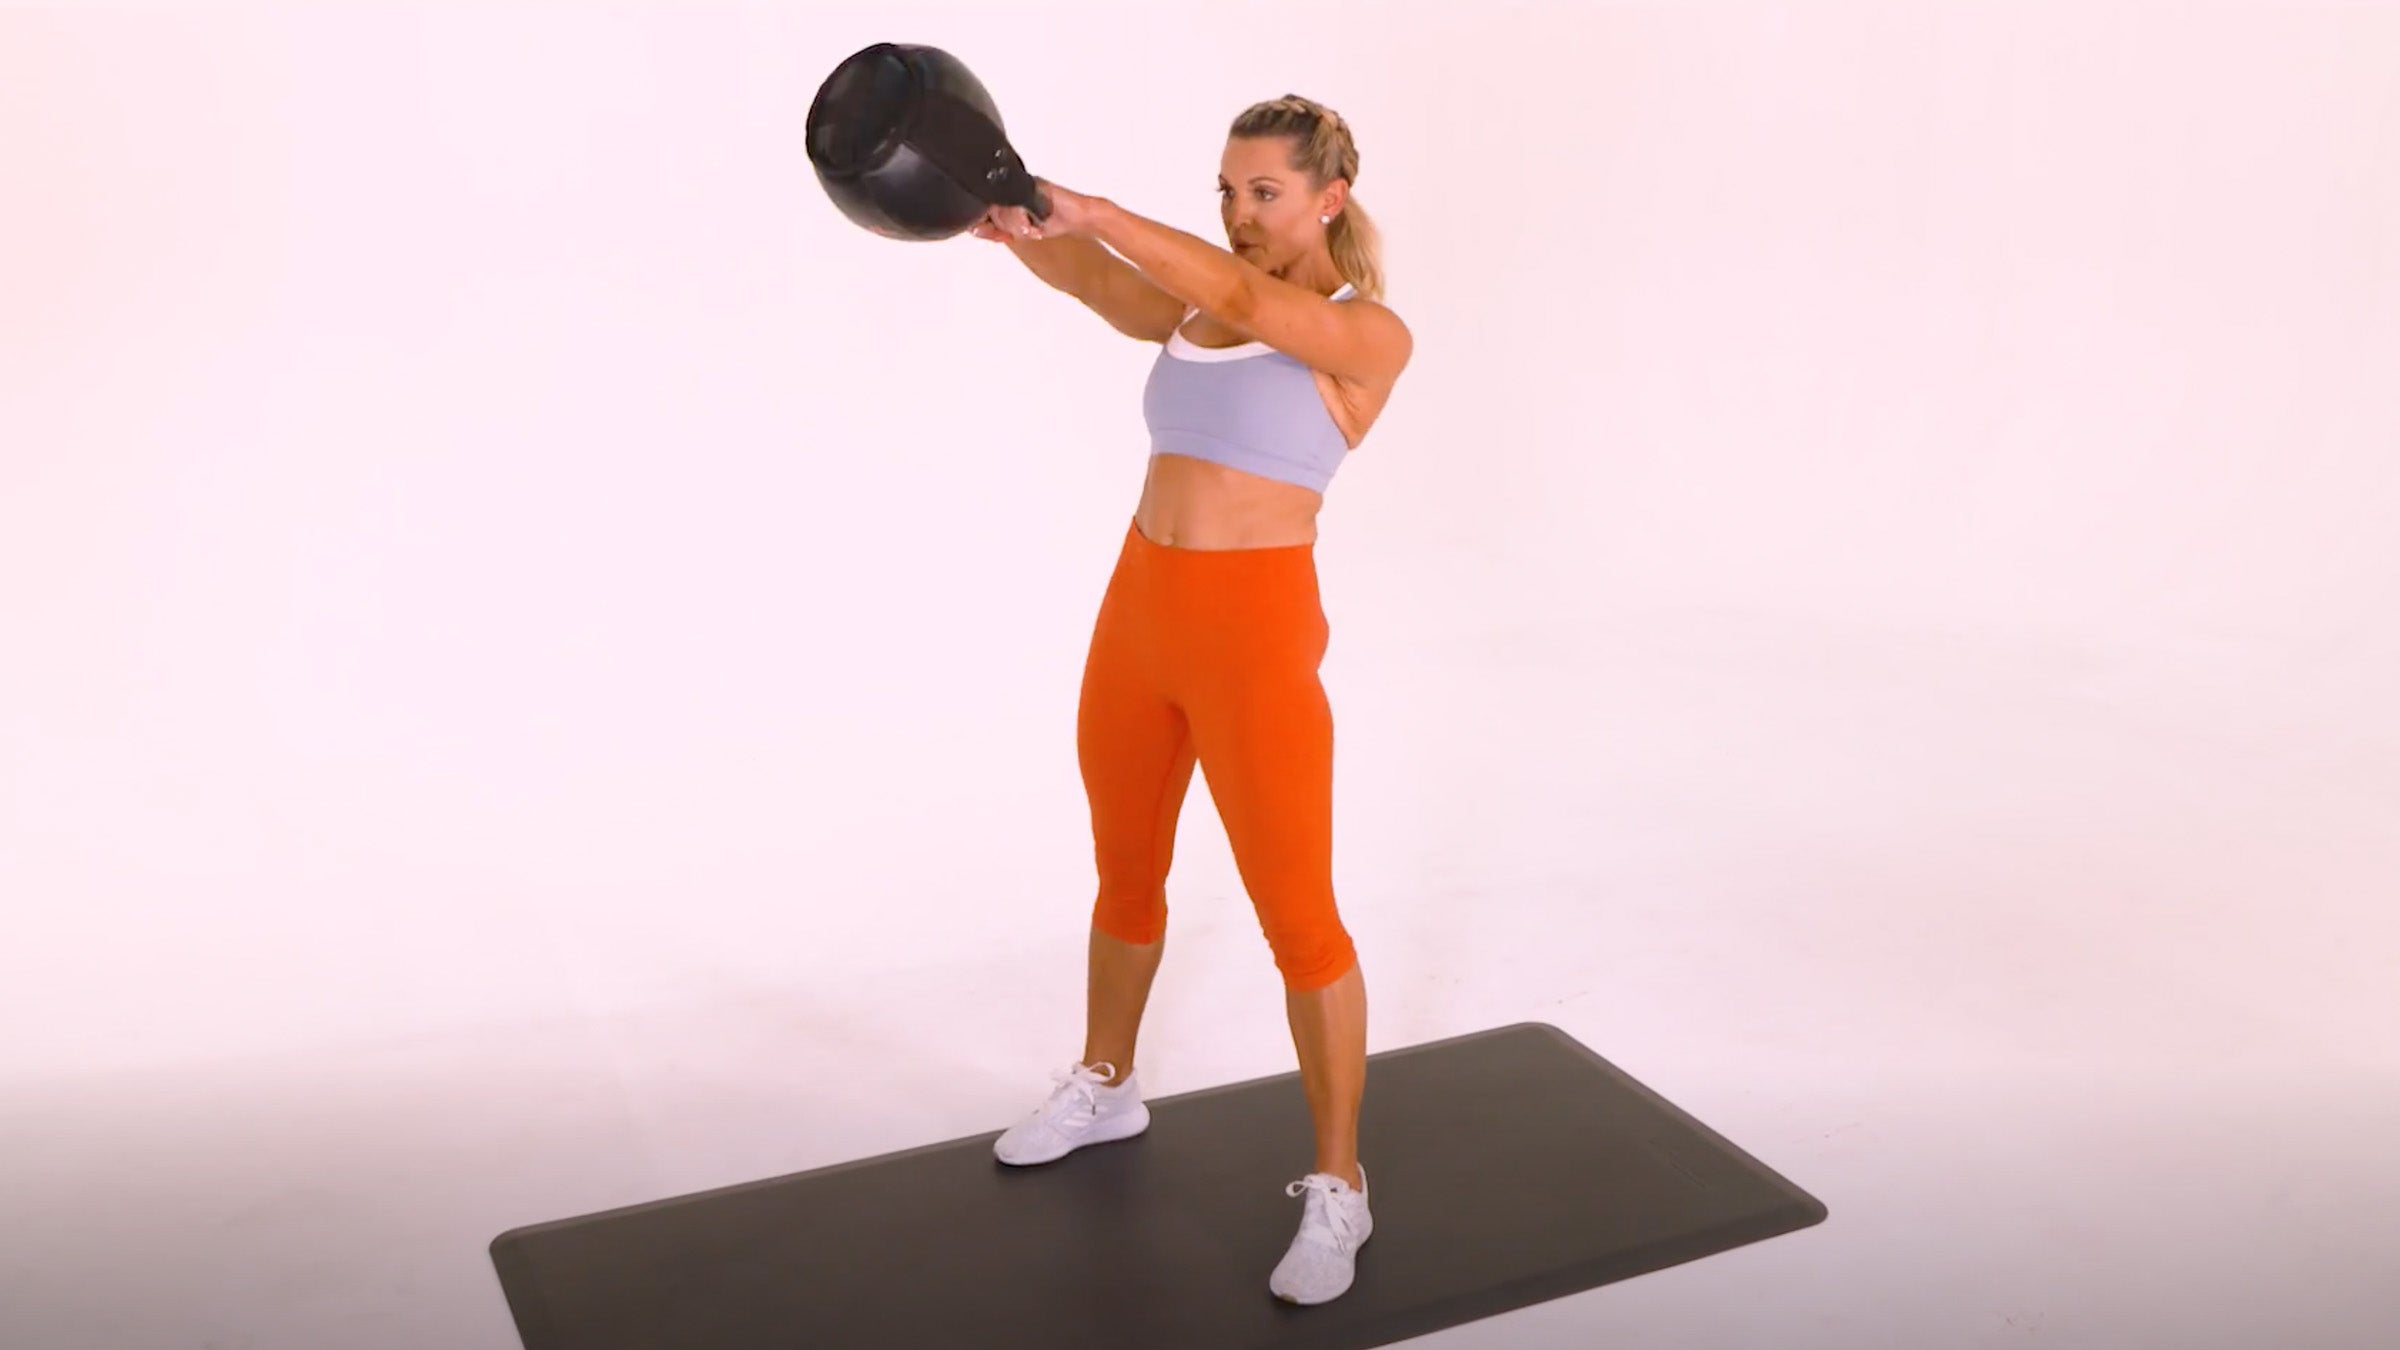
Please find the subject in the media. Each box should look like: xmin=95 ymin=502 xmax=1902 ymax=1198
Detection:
xmin=1320 ymin=214 xmax=1331 ymax=224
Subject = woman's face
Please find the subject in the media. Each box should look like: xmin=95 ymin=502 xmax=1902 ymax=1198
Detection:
xmin=1218 ymin=135 xmax=1335 ymax=275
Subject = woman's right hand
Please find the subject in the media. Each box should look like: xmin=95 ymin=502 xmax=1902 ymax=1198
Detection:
xmin=971 ymin=203 xmax=1042 ymax=243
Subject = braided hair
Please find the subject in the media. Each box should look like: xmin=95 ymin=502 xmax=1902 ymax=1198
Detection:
xmin=1228 ymin=94 xmax=1384 ymax=301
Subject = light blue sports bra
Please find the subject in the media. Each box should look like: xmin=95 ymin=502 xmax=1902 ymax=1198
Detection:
xmin=1141 ymin=281 xmax=1358 ymax=493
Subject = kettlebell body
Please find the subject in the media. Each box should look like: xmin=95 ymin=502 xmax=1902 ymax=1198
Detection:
xmin=805 ymin=42 xmax=1050 ymax=241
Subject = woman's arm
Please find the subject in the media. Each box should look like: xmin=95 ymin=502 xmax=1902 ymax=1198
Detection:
xmin=1081 ymin=199 xmax=1248 ymax=323
xmin=983 ymin=219 xmax=1186 ymax=342
xmin=999 ymin=232 xmax=1111 ymax=298
xmin=1081 ymin=195 xmax=1411 ymax=386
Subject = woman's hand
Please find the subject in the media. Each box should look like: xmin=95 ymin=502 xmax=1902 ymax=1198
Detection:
xmin=1026 ymin=180 xmax=1103 ymax=239
xmin=969 ymin=204 xmax=1035 ymax=242
xmin=968 ymin=179 xmax=1103 ymax=243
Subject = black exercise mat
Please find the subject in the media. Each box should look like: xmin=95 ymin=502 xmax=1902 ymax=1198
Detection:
xmin=489 ymin=1021 xmax=1827 ymax=1349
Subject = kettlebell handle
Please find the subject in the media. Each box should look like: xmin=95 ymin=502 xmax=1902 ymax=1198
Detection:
xmin=984 ymin=167 xmax=1052 ymax=223
xmin=908 ymin=87 xmax=1051 ymax=223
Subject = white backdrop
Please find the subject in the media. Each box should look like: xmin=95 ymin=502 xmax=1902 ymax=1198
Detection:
xmin=5 ymin=2 xmax=2396 ymax=1348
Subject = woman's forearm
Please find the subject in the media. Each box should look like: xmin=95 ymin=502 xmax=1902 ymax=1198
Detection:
xmin=1006 ymin=234 xmax=1110 ymax=299
xmin=1086 ymin=198 xmax=1249 ymax=320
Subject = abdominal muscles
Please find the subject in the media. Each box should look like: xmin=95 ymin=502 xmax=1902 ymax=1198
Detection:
xmin=1134 ymin=453 xmax=1325 ymax=549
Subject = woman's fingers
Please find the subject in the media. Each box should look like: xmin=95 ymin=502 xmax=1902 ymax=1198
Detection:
xmin=966 ymin=205 xmax=1042 ymax=243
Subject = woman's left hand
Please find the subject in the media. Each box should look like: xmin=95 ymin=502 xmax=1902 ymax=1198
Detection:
xmin=1022 ymin=179 xmax=1104 ymax=240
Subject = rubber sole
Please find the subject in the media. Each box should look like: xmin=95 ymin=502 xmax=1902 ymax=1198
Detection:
xmin=993 ymin=1100 xmax=1153 ymax=1166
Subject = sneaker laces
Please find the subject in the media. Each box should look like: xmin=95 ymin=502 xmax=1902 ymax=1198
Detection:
xmin=1284 ymin=1170 xmax=1367 ymax=1251
xmin=1045 ymin=1061 xmax=1119 ymax=1121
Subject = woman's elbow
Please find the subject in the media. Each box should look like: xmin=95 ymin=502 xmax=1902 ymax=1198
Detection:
xmin=1215 ymin=269 xmax=1262 ymax=329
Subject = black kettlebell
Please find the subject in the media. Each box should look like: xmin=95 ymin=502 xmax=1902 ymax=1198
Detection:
xmin=805 ymin=42 xmax=1052 ymax=241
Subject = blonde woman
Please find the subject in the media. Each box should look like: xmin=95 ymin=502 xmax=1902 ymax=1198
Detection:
xmin=981 ymin=95 xmax=1411 ymax=1307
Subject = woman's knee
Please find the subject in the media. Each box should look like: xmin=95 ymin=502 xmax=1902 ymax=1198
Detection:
xmin=1092 ymin=890 xmax=1167 ymax=946
xmin=1270 ymin=921 xmax=1357 ymax=992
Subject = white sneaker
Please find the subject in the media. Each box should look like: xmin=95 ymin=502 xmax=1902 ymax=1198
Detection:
xmin=993 ymin=1060 xmax=1150 ymax=1165
xmin=1269 ymin=1163 xmax=1372 ymax=1304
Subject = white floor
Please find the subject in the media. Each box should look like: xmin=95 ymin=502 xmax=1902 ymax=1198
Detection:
xmin=5 ymin=610 xmax=2394 ymax=1350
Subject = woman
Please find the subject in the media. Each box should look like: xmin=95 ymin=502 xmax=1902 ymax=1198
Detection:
xmin=983 ymin=94 xmax=1411 ymax=1307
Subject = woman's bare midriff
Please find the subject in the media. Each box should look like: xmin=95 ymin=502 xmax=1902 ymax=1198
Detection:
xmin=1133 ymin=453 xmax=1326 ymax=550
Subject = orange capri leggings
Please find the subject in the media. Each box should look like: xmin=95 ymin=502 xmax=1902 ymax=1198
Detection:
xmin=1077 ymin=516 xmax=1358 ymax=992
